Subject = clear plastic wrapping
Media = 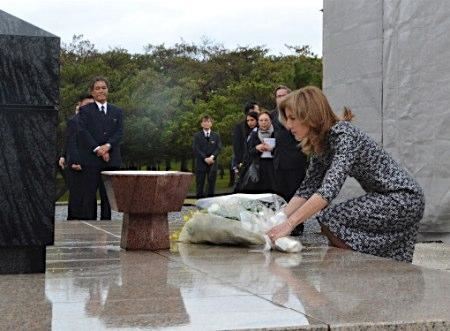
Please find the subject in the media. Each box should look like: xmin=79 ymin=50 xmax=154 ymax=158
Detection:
xmin=179 ymin=193 xmax=303 ymax=253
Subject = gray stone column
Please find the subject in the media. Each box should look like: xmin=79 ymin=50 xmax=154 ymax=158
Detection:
xmin=0 ymin=10 xmax=59 ymax=273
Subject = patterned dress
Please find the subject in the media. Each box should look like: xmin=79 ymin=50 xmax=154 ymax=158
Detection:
xmin=296 ymin=121 xmax=425 ymax=262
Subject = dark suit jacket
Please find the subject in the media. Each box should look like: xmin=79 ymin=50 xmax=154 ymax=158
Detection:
xmin=78 ymin=102 xmax=123 ymax=168
xmin=64 ymin=115 xmax=81 ymax=166
xmin=192 ymin=131 xmax=222 ymax=172
xmin=270 ymin=109 xmax=308 ymax=170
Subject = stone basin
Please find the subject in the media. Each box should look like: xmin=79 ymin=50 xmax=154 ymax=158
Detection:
xmin=102 ymin=170 xmax=193 ymax=250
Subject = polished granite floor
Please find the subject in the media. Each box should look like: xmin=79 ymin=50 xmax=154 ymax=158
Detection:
xmin=1 ymin=220 xmax=450 ymax=330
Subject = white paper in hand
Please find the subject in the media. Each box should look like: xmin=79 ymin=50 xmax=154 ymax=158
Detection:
xmin=261 ymin=138 xmax=275 ymax=158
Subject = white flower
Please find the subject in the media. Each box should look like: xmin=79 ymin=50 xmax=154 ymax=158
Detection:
xmin=191 ymin=194 xmax=302 ymax=253
xmin=207 ymin=203 xmax=220 ymax=214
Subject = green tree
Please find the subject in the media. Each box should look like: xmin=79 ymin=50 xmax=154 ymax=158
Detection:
xmin=59 ymin=38 xmax=323 ymax=172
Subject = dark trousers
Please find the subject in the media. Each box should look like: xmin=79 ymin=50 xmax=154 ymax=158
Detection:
xmin=67 ymin=168 xmax=95 ymax=220
xmin=83 ymin=166 xmax=118 ymax=220
xmin=195 ymin=166 xmax=217 ymax=199
xmin=98 ymin=173 xmax=111 ymax=220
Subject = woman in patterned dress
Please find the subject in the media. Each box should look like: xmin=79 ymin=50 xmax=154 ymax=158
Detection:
xmin=267 ymin=86 xmax=425 ymax=262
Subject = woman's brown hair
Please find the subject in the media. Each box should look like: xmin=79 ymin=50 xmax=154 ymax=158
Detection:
xmin=258 ymin=109 xmax=272 ymax=119
xmin=278 ymin=86 xmax=354 ymax=155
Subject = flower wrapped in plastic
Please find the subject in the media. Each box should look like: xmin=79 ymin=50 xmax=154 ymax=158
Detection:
xmin=178 ymin=193 xmax=302 ymax=253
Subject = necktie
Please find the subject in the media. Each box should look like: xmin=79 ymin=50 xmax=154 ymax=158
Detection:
xmin=101 ymin=105 xmax=106 ymax=115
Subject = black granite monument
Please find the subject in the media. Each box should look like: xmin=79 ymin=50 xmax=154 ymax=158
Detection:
xmin=0 ymin=10 xmax=59 ymax=273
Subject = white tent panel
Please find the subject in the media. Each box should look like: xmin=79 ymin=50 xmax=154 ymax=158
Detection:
xmin=323 ymin=0 xmax=450 ymax=231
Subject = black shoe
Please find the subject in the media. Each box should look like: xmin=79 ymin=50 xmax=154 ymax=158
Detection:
xmin=291 ymin=224 xmax=304 ymax=236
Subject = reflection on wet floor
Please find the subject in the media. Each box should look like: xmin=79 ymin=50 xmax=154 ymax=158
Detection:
xmin=1 ymin=220 xmax=449 ymax=330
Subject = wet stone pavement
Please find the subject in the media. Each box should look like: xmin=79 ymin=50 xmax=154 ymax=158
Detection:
xmin=55 ymin=203 xmax=124 ymax=222
xmin=54 ymin=203 xmax=450 ymax=272
xmin=1 ymin=204 xmax=449 ymax=330
xmin=1 ymin=205 xmax=446 ymax=330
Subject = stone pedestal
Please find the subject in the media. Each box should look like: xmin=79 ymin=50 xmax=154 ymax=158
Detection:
xmin=0 ymin=10 xmax=59 ymax=273
xmin=102 ymin=171 xmax=193 ymax=250
xmin=121 ymin=214 xmax=169 ymax=250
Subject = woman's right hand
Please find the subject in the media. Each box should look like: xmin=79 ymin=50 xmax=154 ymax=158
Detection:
xmin=58 ymin=157 xmax=65 ymax=169
xmin=257 ymin=143 xmax=271 ymax=152
xmin=267 ymin=220 xmax=296 ymax=242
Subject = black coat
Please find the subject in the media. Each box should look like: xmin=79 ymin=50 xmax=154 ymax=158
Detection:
xmin=245 ymin=129 xmax=276 ymax=193
xmin=271 ymin=109 xmax=307 ymax=171
xmin=232 ymin=121 xmax=251 ymax=169
xmin=64 ymin=115 xmax=81 ymax=166
xmin=192 ymin=131 xmax=222 ymax=172
xmin=77 ymin=103 xmax=124 ymax=168
xmin=269 ymin=109 xmax=308 ymax=200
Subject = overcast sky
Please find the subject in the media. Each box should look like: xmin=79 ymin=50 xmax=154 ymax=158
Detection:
xmin=2 ymin=0 xmax=323 ymax=56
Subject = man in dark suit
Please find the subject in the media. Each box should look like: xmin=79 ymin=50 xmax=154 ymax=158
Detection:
xmin=192 ymin=115 xmax=222 ymax=199
xmin=78 ymin=77 xmax=123 ymax=220
xmin=271 ymin=85 xmax=308 ymax=235
xmin=59 ymin=94 xmax=94 ymax=220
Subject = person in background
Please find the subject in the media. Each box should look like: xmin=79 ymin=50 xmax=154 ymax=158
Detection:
xmin=244 ymin=110 xmax=277 ymax=193
xmin=59 ymin=94 xmax=94 ymax=220
xmin=245 ymin=111 xmax=259 ymax=138
xmin=193 ymin=115 xmax=222 ymax=199
xmin=234 ymin=110 xmax=259 ymax=192
xmin=267 ymin=86 xmax=425 ymax=262
xmin=232 ymin=102 xmax=260 ymax=180
xmin=78 ymin=76 xmax=124 ymax=220
xmin=271 ymin=85 xmax=308 ymax=236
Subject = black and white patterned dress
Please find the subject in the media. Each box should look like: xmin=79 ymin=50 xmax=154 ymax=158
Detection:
xmin=296 ymin=121 xmax=425 ymax=262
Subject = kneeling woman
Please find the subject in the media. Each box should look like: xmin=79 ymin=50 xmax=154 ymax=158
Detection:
xmin=267 ymin=86 xmax=425 ymax=262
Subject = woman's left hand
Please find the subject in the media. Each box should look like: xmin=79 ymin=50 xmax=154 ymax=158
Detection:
xmin=256 ymin=144 xmax=264 ymax=152
xmin=263 ymin=143 xmax=273 ymax=151
xmin=266 ymin=220 xmax=296 ymax=242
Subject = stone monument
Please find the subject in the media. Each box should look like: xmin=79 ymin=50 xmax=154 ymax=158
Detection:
xmin=102 ymin=171 xmax=193 ymax=250
xmin=0 ymin=10 xmax=59 ymax=273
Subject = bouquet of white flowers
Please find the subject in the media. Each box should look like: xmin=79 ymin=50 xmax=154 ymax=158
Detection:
xmin=178 ymin=193 xmax=302 ymax=253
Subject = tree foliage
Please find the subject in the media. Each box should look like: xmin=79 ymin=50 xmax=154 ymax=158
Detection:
xmin=59 ymin=35 xmax=322 ymax=171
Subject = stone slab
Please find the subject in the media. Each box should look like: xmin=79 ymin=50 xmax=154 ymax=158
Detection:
xmin=0 ymin=10 xmax=59 ymax=274
xmin=1 ymin=220 xmax=446 ymax=329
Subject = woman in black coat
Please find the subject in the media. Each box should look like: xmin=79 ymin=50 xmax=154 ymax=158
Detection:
xmin=244 ymin=111 xmax=277 ymax=193
xmin=231 ymin=103 xmax=260 ymax=174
